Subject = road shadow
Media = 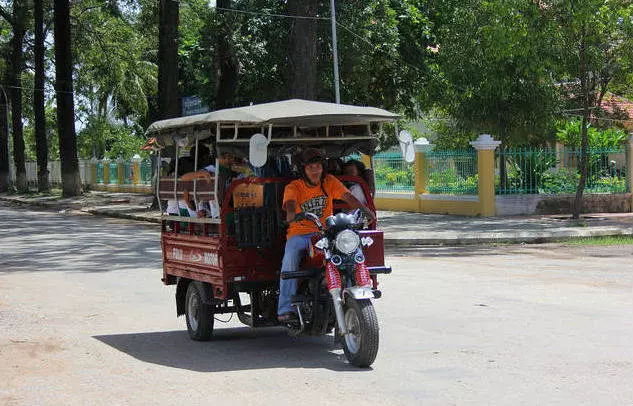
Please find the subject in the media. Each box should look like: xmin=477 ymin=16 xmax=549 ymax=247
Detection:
xmin=0 ymin=205 xmax=161 ymax=274
xmin=93 ymin=327 xmax=369 ymax=372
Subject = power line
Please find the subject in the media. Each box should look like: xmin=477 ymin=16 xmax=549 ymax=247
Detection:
xmin=214 ymin=7 xmax=330 ymax=21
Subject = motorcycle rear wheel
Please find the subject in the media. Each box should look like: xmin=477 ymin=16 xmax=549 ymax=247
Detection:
xmin=342 ymin=298 xmax=379 ymax=367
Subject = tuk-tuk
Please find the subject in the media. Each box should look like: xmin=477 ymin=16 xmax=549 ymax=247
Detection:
xmin=147 ymin=99 xmax=397 ymax=367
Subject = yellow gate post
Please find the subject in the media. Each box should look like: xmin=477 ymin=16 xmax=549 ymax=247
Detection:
xmin=102 ymin=158 xmax=109 ymax=186
xmin=413 ymin=138 xmax=433 ymax=195
xmin=469 ymin=134 xmax=501 ymax=216
xmin=90 ymin=157 xmax=98 ymax=185
xmin=117 ymin=159 xmax=125 ymax=191
xmin=626 ymin=133 xmax=633 ymax=212
xmin=132 ymin=154 xmax=141 ymax=192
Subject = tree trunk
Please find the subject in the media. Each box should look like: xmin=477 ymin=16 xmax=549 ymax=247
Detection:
xmin=214 ymin=0 xmax=238 ymax=109
xmin=287 ymin=0 xmax=317 ymax=99
xmin=573 ymin=35 xmax=588 ymax=219
xmin=158 ymin=0 xmax=180 ymax=119
xmin=9 ymin=2 xmax=27 ymax=191
xmin=54 ymin=0 xmax=81 ymax=197
xmin=0 ymin=87 xmax=9 ymax=192
xmin=34 ymin=0 xmax=49 ymax=192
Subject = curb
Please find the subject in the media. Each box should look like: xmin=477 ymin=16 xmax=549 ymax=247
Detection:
xmin=384 ymin=227 xmax=633 ymax=247
xmin=3 ymin=195 xmax=633 ymax=246
xmin=81 ymin=208 xmax=163 ymax=224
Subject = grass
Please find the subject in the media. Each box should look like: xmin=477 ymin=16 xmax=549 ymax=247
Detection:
xmin=558 ymin=235 xmax=633 ymax=245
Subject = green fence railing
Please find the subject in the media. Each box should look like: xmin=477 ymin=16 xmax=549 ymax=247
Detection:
xmin=96 ymin=163 xmax=104 ymax=184
xmin=107 ymin=162 xmax=118 ymax=184
xmin=496 ymin=146 xmax=628 ymax=195
xmin=374 ymin=151 xmax=414 ymax=192
xmin=426 ymin=149 xmax=478 ymax=195
xmin=140 ymin=161 xmax=152 ymax=185
xmin=121 ymin=162 xmax=133 ymax=184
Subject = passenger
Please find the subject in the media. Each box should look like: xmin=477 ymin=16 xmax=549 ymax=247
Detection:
xmin=179 ymin=151 xmax=249 ymax=217
xmin=342 ymin=159 xmax=368 ymax=205
xmin=277 ymin=148 xmax=376 ymax=322
xmin=165 ymin=145 xmax=212 ymax=217
xmin=327 ymin=157 xmax=344 ymax=176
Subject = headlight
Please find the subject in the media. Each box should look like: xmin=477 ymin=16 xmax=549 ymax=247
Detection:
xmin=334 ymin=230 xmax=360 ymax=254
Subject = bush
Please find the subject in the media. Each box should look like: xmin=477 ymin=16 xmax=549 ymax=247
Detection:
xmin=374 ymin=164 xmax=414 ymax=190
xmin=427 ymin=169 xmax=478 ymax=194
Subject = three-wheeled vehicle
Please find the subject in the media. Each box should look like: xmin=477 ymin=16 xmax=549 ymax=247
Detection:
xmin=146 ymin=99 xmax=397 ymax=367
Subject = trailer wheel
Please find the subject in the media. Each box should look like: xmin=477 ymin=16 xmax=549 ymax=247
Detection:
xmin=185 ymin=282 xmax=214 ymax=341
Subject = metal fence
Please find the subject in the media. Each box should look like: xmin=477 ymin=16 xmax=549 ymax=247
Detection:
xmin=426 ymin=149 xmax=478 ymax=195
xmin=373 ymin=151 xmax=414 ymax=192
xmin=140 ymin=160 xmax=152 ymax=185
xmin=496 ymin=146 xmax=629 ymax=195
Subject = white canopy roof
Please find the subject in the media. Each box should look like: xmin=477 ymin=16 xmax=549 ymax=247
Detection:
xmin=146 ymin=99 xmax=399 ymax=135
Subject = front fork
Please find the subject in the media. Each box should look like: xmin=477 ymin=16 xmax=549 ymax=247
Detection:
xmin=326 ymin=260 xmax=372 ymax=335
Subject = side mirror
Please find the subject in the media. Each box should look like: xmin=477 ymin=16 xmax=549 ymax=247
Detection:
xmin=397 ymin=130 xmax=415 ymax=163
xmin=249 ymin=133 xmax=269 ymax=167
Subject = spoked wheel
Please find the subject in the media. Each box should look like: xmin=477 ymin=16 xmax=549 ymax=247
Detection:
xmin=341 ymin=298 xmax=379 ymax=367
xmin=185 ymin=282 xmax=214 ymax=341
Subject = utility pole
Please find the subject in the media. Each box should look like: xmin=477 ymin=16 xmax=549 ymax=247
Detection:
xmin=330 ymin=0 xmax=340 ymax=103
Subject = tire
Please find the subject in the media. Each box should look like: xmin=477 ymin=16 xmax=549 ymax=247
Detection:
xmin=341 ymin=298 xmax=379 ymax=367
xmin=185 ymin=282 xmax=214 ymax=341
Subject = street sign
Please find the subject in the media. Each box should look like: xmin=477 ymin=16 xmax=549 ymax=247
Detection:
xmin=181 ymin=96 xmax=209 ymax=117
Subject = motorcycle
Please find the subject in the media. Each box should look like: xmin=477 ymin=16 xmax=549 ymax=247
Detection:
xmin=282 ymin=209 xmax=383 ymax=367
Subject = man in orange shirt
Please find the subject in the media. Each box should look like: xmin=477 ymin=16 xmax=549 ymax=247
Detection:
xmin=278 ymin=148 xmax=376 ymax=322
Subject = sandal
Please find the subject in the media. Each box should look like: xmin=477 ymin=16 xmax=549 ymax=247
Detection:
xmin=277 ymin=312 xmax=298 ymax=322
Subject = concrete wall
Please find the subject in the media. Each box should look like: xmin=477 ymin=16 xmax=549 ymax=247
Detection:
xmin=496 ymin=193 xmax=632 ymax=216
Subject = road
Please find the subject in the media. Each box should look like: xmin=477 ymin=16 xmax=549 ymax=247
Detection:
xmin=1 ymin=203 xmax=632 ymax=405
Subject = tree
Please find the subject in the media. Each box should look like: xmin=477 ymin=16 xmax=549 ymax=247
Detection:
xmin=287 ymin=0 xmax=317 ymax=99
xmin=54 ymin=0 xmax=81 ymax=196
xmin=158 ymin=0 xmax=179 ymax=119
xmin=548 ymin=0 xmax=633 ymax=219
xmin=0 ymin=82 xmax=8 ymax=191
xmin=431 ymin=0 xmax=560 ymax=186
xmin=214 ymin=0 xmax=238 ymax=108
xmin=34 ymin=0 xmax=48 ymax=191
xmin=0 ymin=0 xmax=29 ymax=190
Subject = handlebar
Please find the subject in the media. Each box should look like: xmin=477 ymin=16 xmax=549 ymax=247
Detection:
xmin=287 ymin=211 xmax=324 ymax=232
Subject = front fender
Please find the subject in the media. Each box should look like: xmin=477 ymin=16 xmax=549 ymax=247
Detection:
xmin=343 ymin=286 xmax=375 ymax=302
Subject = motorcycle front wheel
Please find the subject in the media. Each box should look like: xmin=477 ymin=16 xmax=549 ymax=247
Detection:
xmin=342 ymin=298 xmax=379 ymax=367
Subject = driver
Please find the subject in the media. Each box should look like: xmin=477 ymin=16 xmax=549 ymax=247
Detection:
xmin=278 ymin=148 xmax=376 ymax=322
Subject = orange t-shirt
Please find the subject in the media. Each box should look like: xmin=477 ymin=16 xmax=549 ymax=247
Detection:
xmin=283 ymin=174 xmax=350 ymax=238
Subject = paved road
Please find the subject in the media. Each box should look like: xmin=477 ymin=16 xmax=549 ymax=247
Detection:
xmin=1 ymin=203 xmax=632 ymax=405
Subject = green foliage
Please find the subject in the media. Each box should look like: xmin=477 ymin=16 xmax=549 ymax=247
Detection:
xmin=432 ymin=0 xmax=560 ymax=145
xmin=374 ymin=163 xmax=414 ymax=190
xmin=556 ymin=119 xmax=628 ymax=148
xmin=73 ymin=1 xmax=158 ymax=123
xmin=77 ymin=117 xmax=148 ymax=160
xmin=505 ymin=149 xmax=559 ymax=194
xmin=427 ymin=170 xmax=478 ymax=194
xmin=23 ymin=102 xmax=59 ymax=161
xmin=539 ymin=169 xmax=579 ymax=194
xmin=423 ymin=110 xmax=479 ymax=149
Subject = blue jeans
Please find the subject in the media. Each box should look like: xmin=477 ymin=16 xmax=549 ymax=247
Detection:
xmin=278 ymin=233 xmax=315 ymax=315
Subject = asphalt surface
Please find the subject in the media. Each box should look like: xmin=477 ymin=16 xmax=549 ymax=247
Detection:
xmin=1 ymin=205 xmax=632 ymax=405
xmin=1 ymin=191 xmax=633 ymax=245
